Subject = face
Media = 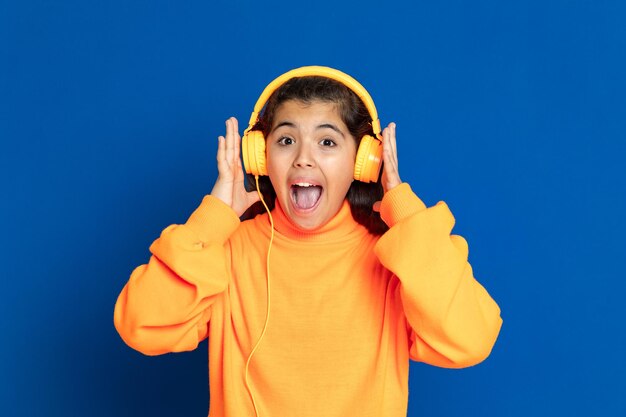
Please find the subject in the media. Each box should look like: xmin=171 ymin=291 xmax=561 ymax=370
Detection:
xmin=266 ymin=100 xmax=357 ymax=230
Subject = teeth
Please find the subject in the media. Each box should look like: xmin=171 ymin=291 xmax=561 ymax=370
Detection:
xmin=294 ymin=182 xmax=315 ymax=187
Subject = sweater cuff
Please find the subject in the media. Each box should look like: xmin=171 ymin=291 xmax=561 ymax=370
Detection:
xmin=379 ymin=183 xmax=427 ymax=227
xmin=184 ymin=195 xmax=240 ymax=243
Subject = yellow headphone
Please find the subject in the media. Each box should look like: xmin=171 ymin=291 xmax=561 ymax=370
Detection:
xmin=241 ymin=65 xmax=384 ymax=183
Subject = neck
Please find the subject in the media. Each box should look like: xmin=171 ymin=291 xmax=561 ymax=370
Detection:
xmin=268 ymin=200 xmax=365 ymax=242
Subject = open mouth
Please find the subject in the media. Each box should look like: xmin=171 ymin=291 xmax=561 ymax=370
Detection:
xmin=290 ymin=182 xmax=323 ymax=211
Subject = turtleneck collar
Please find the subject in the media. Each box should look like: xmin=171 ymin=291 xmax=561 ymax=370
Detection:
xmin=263 ymin=199 xmax=367 ymax=243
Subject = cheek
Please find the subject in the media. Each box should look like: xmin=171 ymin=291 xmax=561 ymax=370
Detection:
xmin=266 ymin=153 xmax=288 ymax=191
xmin=339 ymin=171 xmax=355 ymax=194
xmin=328 ymin=159 xmax=355 ymax=193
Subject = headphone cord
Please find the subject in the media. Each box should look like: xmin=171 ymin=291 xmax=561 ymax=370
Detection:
xmin=244 ymin=175 xmax=274 ymax=417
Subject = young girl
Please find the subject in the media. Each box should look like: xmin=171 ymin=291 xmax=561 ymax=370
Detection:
xmin=114 ymin=66 xmax=502 ymax=417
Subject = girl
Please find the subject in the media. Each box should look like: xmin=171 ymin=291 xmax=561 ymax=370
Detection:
xmin=114 ymin=66 xmax=502 ymax=417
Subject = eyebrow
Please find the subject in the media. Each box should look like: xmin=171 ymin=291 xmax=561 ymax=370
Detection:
xmin=271 ymin=121 xmax=345 ymax=138
xmin=317 ymin=123 xmax=345 ymax=138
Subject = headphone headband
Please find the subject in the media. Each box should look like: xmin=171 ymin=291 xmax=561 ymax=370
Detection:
xmin=244 ymin=66 xmax=381 ymax=138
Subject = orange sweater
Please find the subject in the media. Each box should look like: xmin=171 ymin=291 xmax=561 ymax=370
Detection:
xmin=114 ymin=183 xmax=502 ymax=417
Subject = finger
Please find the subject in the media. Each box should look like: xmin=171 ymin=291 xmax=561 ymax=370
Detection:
xmin=382 ymin=124 xmax=401 ymax=190
xmin=230 ymin=117 xmax=239 ymax=138
xmin=388 ymin=122 xmax=398 ymax=165
xmin=216 ymin=135 xmax=227 ymax=174
xmin=233 ymin=118 xmax=243 ymax=182
xmin=388 ymin=123 xmax=398 ymax=171
xmin=225 ymin=118 xmax=235 ymax=169
xmin=383 ymin=147 xmax=399 ymax=183
xmin=382 ymin=126 xmax=395 ymax=168
xmin=372 ymin=201 xmax=381 ymax=212
xmin=382 ymin=124 xmax=396 ymax=167
xmin=234 ymin=152 xmax=245 ymax=183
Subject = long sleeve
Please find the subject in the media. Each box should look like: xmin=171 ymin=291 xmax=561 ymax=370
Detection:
xmin=114 ymin=195 xmax=240 ymax=356
xmin=374 ymin=183 xmax=502 ymax=368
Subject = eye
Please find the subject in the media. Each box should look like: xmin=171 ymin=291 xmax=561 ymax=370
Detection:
xmin=320 ymin=138 xmax=336 ymax=147
xmin=277 ymin=136 xmax=294 ymax=145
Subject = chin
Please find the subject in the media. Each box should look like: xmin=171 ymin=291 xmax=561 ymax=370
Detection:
xmin=286 ymin=209 xmax=327 ymax=230
xmin=293 ymin=217 xmax=325 ymax=230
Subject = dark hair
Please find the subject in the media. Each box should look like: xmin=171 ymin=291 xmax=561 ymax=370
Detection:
xmin=241 ymin=75 xmax=388 ymax=235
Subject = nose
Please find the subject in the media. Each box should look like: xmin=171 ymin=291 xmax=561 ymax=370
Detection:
xmin=293 ymin=143 xmax=315 ymax=168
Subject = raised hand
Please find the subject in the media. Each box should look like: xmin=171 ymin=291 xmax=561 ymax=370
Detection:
xmin=373 ymin=122 xmax=402 ymax=212
xmin=210 ymin=117 xmax=260 ymax=216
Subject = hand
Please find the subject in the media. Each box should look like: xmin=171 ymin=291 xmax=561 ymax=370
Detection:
xmin=210 ymin=117 xmax=260 ymax=216
xmin=373 ymin=122 xmax=402 ymax=212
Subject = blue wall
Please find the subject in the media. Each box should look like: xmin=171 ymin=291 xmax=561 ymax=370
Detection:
xmin=1 ymin=1 xmax=625 ymax=415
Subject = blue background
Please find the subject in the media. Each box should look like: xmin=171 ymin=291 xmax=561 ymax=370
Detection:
xmin=1 ymin=0 xmax=625 ymax=416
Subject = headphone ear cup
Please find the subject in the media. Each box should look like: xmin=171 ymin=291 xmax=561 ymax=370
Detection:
xmin=354 ymin=135 xmax=383 ymax=183
xmin=242 ymin=130 xmax=268 ymax=176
